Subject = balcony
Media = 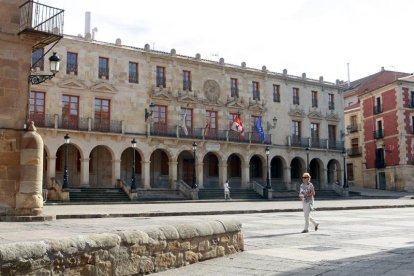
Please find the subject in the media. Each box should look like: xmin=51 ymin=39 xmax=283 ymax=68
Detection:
xmin=347 ymin=147 xmax=362 ymax=156
xmin=373 ymin=105 xmax=383 ymax=114
xmin=346 ymin=124 xmax=359 ymax=133
xmin=151 ymin=125 xmax=271 ymax=144
xmin=373 ymin=129 xmax=384 ymax=139
xmin=310 ymin=138 xmax=327 ymax=149
xmin=30 ymin=113 xmax=122 ymax=133
xmin=18 ymin=0 xmax=64 ymax=51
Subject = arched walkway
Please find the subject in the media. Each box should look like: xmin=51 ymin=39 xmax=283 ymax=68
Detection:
xmin=203 ymin=152 xmax=220 ymax=188
xmin=227 ymin=154 xmax=242 ymax=188
xmin=290 ymin=157 xmax=305 ymax=186
xmin=121 ymin=148 xmax=142 ymax=188
xmin=250 ymin=155 xmax=263 ymax=184
xmin=150 ymin=149 xmax=170 ymax=188
xmin=327 ymin=159 xmax=341 ymax=185
xmin=270 ymin=156 xmax=286 ymax=190
xmin=309 ymin=158 xmax=323 ymax=190
xmin=177 ymin=150 xmax=195 ymax=187
xmin=89 ymin=145 xmax=113 ymax=187
xmin=56 ymin=144 xmax=81 ymax=187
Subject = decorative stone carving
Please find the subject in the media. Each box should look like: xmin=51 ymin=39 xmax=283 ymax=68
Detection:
xmin=203 ymin=80 xmax=220 ymax=103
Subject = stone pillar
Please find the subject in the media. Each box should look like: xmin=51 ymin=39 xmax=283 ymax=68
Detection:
xmin=112 ymin=159 xmax=121 ymax=186
xmin=219 ymin=162 xmax=227 ymax=188
xmin=80 ymin=158 xmax=90 ymax=186
xmin=169 ymin=161 xmax=178 ymax=189
xmin=196 ymin=160 xmax=203 ymax=188
xmin=143 ymin=161 xmax=151 ymax=189
xmin=46 ymin=157 xmax=56 ymax=188
xmin=320 ymin=168 xmax=327 ymax=189
xmin=241 ymin=164 xmax=250 ymax=188
xmin=284 ymin=166 xmax=291 ymax=190
xmin=16 ymin=123 xmax=44 ymax=216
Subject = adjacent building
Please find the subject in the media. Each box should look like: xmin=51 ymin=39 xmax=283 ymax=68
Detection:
xmin=29 ymin=33 xmax=346 ymax=199
xmin=344 ymin=68 xmax=414 ymax=191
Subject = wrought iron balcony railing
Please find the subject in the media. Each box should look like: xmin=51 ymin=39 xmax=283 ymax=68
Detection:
xmin=18 ymin=0 xmax=64 ymax=50
xmin=347 ymin=124 xmax=359 ymax=133
xmin=150 ymin=124 xmax=271 ymax=144
xmin=373 ymin=129 xmax=384 ymax=139
xmin=347 ymin=147 xmax=362 ymax=156
xmin=373 ymin=105 xmax=383 ymax=114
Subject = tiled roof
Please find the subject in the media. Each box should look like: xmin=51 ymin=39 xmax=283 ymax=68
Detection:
xmin=345 ymin=69 xmax=410 ymax=96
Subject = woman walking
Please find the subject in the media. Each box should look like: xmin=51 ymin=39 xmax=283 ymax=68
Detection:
xmin=299 ymin=172 xmax=319 ymax=233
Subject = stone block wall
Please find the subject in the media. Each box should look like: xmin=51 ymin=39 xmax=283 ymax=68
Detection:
xmin=0 ymin=219 xmax=243 ymax=275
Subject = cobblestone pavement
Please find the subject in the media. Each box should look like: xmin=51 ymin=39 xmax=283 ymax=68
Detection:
xmin=1 ymin=207 xmax=414 ymax=275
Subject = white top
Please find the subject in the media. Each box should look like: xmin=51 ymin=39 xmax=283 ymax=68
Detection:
xmin=224 ymin=182 xmax=230 ymax=192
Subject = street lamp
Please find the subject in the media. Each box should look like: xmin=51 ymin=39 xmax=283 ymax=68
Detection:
xmin=265 ymin=146 xmax=271 ymax=190
xmin=305 ymin=147 xmax=310 ymax=173
xmin=342 ymin=148 xmax=348 ymax=188
xmin=131 ymin=138 xmax=137 ymax=190
xmin=192 ymin=142 xmax=197 ymax=189
xmin=62 ymin=133 xmax=70 ymax=189
xmin=29 ymin=52 xmax=61 ymax=85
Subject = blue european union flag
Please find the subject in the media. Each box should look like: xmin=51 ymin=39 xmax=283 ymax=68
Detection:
xmin=255 ymin=117 xmax=265 ymax=143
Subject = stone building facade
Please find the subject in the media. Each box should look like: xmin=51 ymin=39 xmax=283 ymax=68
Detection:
xmin=344 ymin=68 xmax=414 ymax=191
xmin=30 ymin=34 xmax=345 ymax=197
xmin=0 ymin=0 xmax=63 ymax=214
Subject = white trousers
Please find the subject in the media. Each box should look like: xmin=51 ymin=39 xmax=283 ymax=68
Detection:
xmin=224 ymin=191 xmax=230 ymax=199
xmin=303 ymin=201 xmax=317 ymax=230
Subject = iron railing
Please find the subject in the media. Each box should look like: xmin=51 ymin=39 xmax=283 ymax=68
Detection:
xmin=373 ymin=129 xmax=384 ymax=139
xmin=347 ymin=147 xmax=362 ymax=156
xmin=373 ymin=105 xmax=383 ymax=114
xmin=19 ymin=0 xmax=64 ymax=36
xmin=347 ymin=124 xmax=359 ymax=133
xmin=328 ymin=102 xmax=335 ymax=110
xmin=93 ymin=119 xmax=122 ymax=133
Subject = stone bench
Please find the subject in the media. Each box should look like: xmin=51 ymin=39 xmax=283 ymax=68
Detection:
xmin=0 ymin=219 xmax=243 ymax=275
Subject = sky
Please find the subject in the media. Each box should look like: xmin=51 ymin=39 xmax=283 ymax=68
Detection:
xmin=41 ymin=0 xmax=413 ymax=83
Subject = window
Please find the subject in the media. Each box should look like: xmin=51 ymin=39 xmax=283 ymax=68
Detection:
xmin=180 ymin=108 xmax=193 ymax=135
xmin=231 ymin=78 xmax=239 ymax=97
xmin=252 ymin=81 xmax=260 ymax=100
xmin=62 ymin=95 xmax=79 ymax=129
xmin=410 ymin=91 xmax=414 ymax=107
xmin=29 ymin=91 xmax=45 ymax=126
xmin=328 ymin=93 xmax=335 ymax=110
xmin=310 ymin=123 xmax=319 ymax=146
xmin=328 ymin=125 xmax=336 ymax=146
xmin=273 ymin=84 xmax=280 ymax=102
xmin=129 ymin=62 xmax=138 ymax=83
xmin=347 ymin=163 xmax=354 ymax=181
xmin=293 ymin=87 xmax=300 ymax=105
xmin=94 ymin=98 xmax=110 ymax=131
xmin=349 ymin=115 xmax=358 ymax=132
xmin=312 ymin=91 xmax=318 ymax=107
xmin=374 ymin=96 xmax=382 ymax=114
xmin=375 ymin=120 xmax=384 ymax=138
xmin=98 ymin=57 xmax=109 ymax=79
xmin=156 ymin=66 xmax=166 ymax=88
xmin=291 ymin=120 xmax=301 ymax=145
xmin=351 ymin=138 xmax=359 ymax=155
xmin=183 ymin=70 xmax=191 ymax=91
xmin=205 ymin=110 xmax=217 ymax=137
xmin=32 ymin=48 xmax=44 ymax=70
xmin=66 ymin=52 xmax=78 ymax=75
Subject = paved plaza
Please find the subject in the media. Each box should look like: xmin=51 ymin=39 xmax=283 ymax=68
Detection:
xmin=0 ymin=187 xmax=413 ymax=275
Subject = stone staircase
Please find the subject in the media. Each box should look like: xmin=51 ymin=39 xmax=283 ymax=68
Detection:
xmin=137 ymin=189 xmax=188 ymax=201
xmin=198 ymin=188 xmax=263 ymax=200
xmin=69 ymin=188 xmax=130 ymax=202
xmin=272 ymin=189 xmax=343 ymax=200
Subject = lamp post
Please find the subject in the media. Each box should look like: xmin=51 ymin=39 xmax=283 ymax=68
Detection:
xmin=342 ymin=148 xmax=348 ymax=188
xmin=63 ymin=133 xmax=70 ymax=189
xmin=144 ymin=102 xmax=156 ymax=122
xmin=264 ymin=146 xmax=271 ymax=199
xmin=192 ymin=142 xmax=197 ymax=189
xmin=305 ymin=147 xmax=310 ymax=173
xmin=29 ymin=52 xmax=61 ymax=85
xmin=131 ymin=138 xmax=137 ymax=190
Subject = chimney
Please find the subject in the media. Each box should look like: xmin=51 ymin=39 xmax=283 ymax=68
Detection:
xmin=381 ymin=66 xmax=385 ymax=71
xmin=85 ymin=11 xmax=91 ymax=37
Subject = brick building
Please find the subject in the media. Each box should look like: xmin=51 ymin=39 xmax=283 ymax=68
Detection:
xmin=344 ymin=68 xmax=414 ymax=191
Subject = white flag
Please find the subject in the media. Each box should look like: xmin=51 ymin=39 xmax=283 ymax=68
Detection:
xmin=181 ymin=110 xmax=188 ymax=136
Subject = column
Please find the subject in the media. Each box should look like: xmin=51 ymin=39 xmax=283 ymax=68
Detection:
xmin=196 ymin=160 xmax=203 ymax=188
xmin=142 ymin=161 xmax=151 ymax=189
xmin=168 ymin=161 xmax=178 ymax=189
xmin=46 ymin=156 xmax=56 ymax=188
xmin=80 ymin=158 xmax=90 ymax=187
xmin=284 ymin=166 xmax=291 ymax=190
xmin=241 ymin=164 xmax=250 ymax=188
xmin=219 ymin=162 xmax=227 ymax=188
xmin=112 ymin=159 xmax=121 ymax=187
